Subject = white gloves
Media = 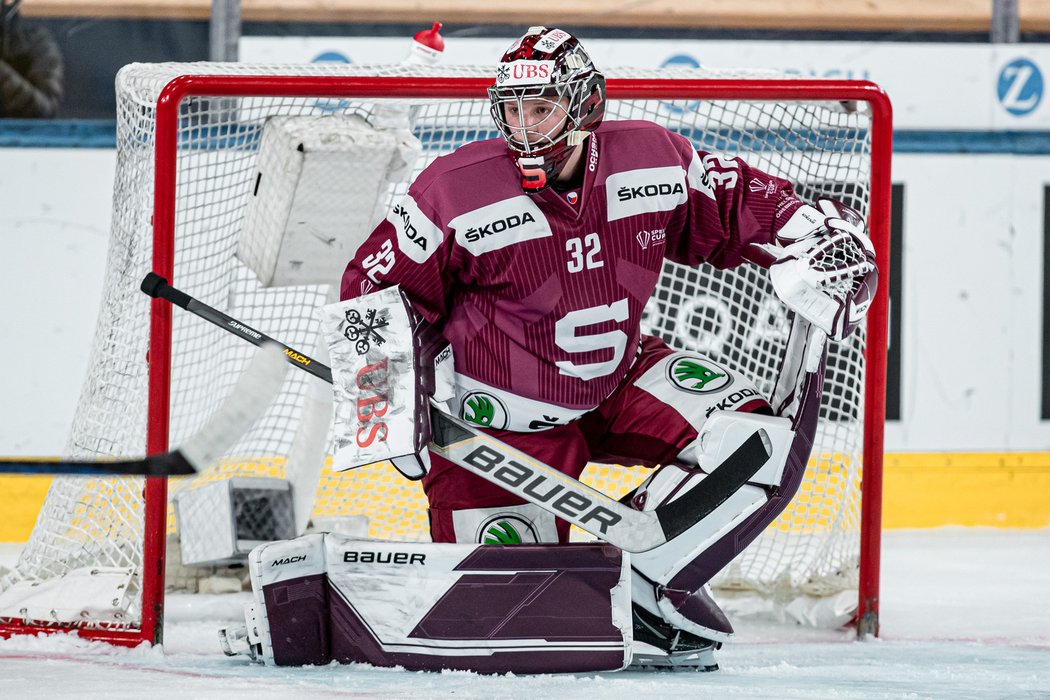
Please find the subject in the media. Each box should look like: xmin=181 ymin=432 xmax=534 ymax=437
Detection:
xmin=767 ymin=198 xmax=878 ymax=341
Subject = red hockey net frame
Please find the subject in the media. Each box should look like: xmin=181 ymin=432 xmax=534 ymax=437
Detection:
xmin=2 ymin=76 xmax=891 ymax=648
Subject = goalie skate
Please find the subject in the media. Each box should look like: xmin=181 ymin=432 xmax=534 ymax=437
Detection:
xmin=628 ymin=606 xmax=720 ymax=672
xmin=218 ymin=602 xmax=264 ymax=663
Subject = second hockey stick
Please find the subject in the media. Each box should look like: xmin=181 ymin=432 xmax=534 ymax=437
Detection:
xmin=0 ymin=343 xmax=287 ymax=477
xmin=140 ymin=274 xmax=772 ymax=552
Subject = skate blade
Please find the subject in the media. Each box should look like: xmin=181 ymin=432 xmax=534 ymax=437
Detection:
xmin=628 ymin=640 xmax=720 ymax=672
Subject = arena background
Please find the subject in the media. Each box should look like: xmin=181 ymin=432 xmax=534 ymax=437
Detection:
xmin=3 ymin=0 xmax=1050 ymax=539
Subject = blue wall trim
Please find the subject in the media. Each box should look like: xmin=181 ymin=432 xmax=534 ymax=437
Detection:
xmin=4 ymin=120 xmax=1050 ymax=154
xmin=0 ymin=121 xmax=117 ymax=148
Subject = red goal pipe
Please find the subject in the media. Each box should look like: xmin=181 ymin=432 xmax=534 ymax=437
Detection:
xmin=147 ymin=75 xmax=892 ymax=645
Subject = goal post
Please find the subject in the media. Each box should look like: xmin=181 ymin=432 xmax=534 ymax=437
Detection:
xmin=0 ymin=64 xmax=891 ymax=648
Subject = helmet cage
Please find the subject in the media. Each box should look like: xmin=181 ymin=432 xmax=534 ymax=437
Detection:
xmin=488 ymin=79 xmax=589 ymax=158
xmin=487 ymin=29 xmax=606 ymax=190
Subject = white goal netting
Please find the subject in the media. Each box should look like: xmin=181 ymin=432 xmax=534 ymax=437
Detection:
xmin=0 ymin=62 xmax=882 ymax=637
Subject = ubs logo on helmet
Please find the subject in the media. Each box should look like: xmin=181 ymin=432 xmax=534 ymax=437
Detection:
xmin=496 ymin=60 xmax=556 ymax=87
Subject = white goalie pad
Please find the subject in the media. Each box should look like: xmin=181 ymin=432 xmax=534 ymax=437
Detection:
xmin=237 ymin=114 xmax=421 ymax=287
xmin=692 ymin=412 xmax=795 ymax=488
xmin=628 ymin=413 xmax=796 ymax=641
xmin=243 ymin=533 xmax=632 ymax=673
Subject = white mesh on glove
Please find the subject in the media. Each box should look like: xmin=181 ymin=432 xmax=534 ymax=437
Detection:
xmin=764 ymin=198 xmax=878 ymax=341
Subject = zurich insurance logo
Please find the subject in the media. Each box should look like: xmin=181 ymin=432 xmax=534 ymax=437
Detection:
xmin=997 ymin=58 xmax=1043 ymax=117
xmin=312 ymin=50 xmax=352 ymax=114
xmin=660 ymin=54 xmax=702 ymax=115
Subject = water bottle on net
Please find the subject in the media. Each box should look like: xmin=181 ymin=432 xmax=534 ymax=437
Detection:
xmin=372 ymin=22 xmax=445 ymax=129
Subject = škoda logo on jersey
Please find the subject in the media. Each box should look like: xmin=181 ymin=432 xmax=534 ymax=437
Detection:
xmin=387 ymin=194 xmax=442 ymax=264
xmin=616 ymin=182 xmax=685 ymax=202
xmin=464 ymin=212 xmax=536 ymax=243
xmin=606 ymin=166 xmax=688 ymax=222
xmin=451 ymin=196 xmax=552 ymax=255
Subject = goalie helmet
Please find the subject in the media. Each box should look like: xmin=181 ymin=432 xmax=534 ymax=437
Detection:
xmin=488 ymin=27 xmax=606 ymax=191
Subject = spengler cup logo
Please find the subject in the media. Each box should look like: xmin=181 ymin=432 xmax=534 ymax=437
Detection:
xmin=667 ymin=356 xmax=733 ymax=394
xmin=461 ymin=392 xmax=509 ymax=430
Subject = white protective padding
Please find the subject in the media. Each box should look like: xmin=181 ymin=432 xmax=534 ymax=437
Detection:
xmin=237 ymin=114 xmax=421 ymax=287
xmin=632 ymin=483 xmax=768 ymax=587
xmin=628 ymin=411 xmax=797 ymax=635
xmin=320 ymin=286 xmax=420 ymax=471
xmin=246 ymin=533 xmax=633 ymax=671
xmin=693 ymin=412 xmax=795 ymax=488
xmin=0 ymin=567 xmax=135 ymax=625
xmin=247 ymin=533 xmax=328 ymax=664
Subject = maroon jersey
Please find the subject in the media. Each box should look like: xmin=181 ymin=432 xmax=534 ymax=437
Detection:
xmin=341 ymin=120 xmax=802 ymax=431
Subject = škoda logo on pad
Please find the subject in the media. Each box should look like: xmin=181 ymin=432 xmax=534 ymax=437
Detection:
xmin=667 ymin=357 xmax=732 ymax=394
xmin=461 ymin=392 xmax=509 ymax=430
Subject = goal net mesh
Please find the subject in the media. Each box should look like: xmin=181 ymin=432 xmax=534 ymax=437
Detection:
xmin=0 ymin=63 xmax=875 ymax=633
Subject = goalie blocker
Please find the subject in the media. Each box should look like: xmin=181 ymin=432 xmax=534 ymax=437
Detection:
xmin=319 ymin=285 xmax=452 ymax=479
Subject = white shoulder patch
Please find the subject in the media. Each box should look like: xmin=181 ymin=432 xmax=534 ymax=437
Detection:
xmin=387 ymin=193 xmax=443 ymax=264
xmin=606 ymin=166 xmax=688 ymax=222
xmin=450 ymin=196 xmax=552 ymax=255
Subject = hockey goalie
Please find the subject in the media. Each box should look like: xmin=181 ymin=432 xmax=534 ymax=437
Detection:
xmin=223 ymin=27 xmax=878 ymax=674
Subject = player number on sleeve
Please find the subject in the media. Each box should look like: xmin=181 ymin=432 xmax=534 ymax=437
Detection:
xmin=361 ymin=238 xmax=396 ymax=284
xmin=566 ymin=232 xmax=603 ymax=272
xmin=554 ymin=298 xmax=629 ymax=381
xmin=701 ymin=154 xmax=739 ymax=190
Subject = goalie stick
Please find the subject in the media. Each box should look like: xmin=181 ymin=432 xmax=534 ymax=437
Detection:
xmin=138 ymin=274 xmax=775 ymax=553
xmin=0 ymin=343 xmax=288 ymax=476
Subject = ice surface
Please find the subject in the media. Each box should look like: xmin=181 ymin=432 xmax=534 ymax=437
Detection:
xmin=2 ymin=528 xmax=1048 ymax=699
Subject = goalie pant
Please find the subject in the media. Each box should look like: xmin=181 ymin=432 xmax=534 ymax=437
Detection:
xmin=422 ymin=333 xmax=810 ymax=645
